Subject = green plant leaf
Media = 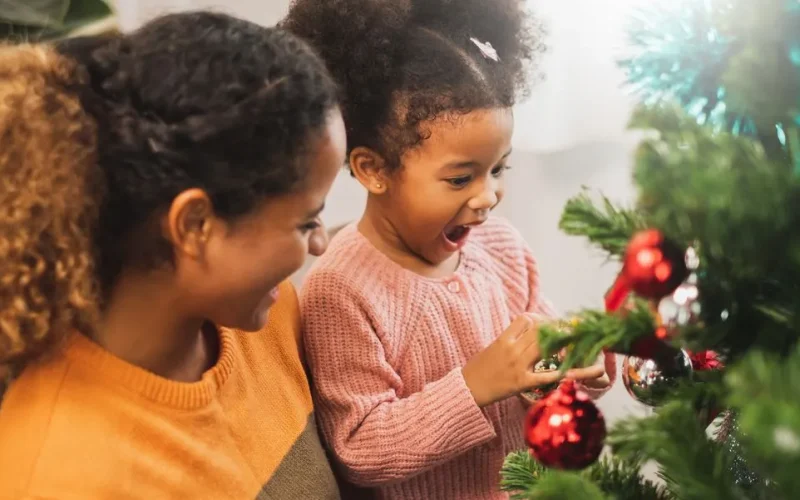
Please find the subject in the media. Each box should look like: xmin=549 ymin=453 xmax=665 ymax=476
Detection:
xmin=0 ymin=0 xmax=69 ymax=27
xmin=0 ymin=0 xmax=114 ymax=42
xmin=61 ymin=0 xmax=111 ymax=29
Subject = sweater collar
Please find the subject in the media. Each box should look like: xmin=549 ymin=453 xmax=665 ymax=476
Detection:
xmin=64 ymin=327 xmax=237 ymax=410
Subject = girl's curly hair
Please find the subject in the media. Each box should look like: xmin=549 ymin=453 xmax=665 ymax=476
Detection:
xmin=283 ymin=0 xmax=545 ymax=168
xmin=0 ymin=45 xmax=103 ymax=383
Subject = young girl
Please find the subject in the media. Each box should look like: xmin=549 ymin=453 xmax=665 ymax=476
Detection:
xmin=0 ymin=13 xmax=345 ymax=498
xmin=285 ymin=1 xmax=617 ymax=498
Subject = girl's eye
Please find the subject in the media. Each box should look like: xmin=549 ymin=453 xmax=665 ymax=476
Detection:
xmin=492 ymin=165 xmax=511 ymax=178
xmin=446 ymin=176 xmax=472 ymax=188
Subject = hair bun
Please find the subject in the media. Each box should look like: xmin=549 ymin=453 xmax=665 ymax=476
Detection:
xmin=57 ymin=35 xmax=133 ymax=102
xmin=410 ymin=0 xmax=543 ymax=90
xmin=283 ymin=0 xmax=412 ymax=122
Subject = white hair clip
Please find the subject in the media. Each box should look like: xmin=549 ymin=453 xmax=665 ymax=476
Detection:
xmin=470 ymin=37 xmax=500 ymax=62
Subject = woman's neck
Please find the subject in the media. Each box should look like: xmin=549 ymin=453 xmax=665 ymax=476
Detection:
xmin=94 ymin=270 xmax=218 ymax=382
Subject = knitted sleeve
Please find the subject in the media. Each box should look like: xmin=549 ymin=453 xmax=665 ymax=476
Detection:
xmin=300 ymin=270 xmax=497 ymax=487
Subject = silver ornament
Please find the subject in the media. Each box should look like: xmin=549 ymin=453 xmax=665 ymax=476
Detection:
xmin=520 ymin=354 xmax=561 ymax=405
xmin=622 ymin=349 xmax=693 ymax=407
xmin=658 ymin=273 xmax=702 ymax=330
xmin=684 ymin=246 xmax=700 ymax=271
xmin=519 ymin=320 xmax=578 ymax=405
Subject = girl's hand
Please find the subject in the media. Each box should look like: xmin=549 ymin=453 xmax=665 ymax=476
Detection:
xmin=518 ymin=353 xmax=611 ymax=409
xmin=462 ymin=314 xmax=564 ymax=408
xmin=565 ymin=353 xmax=610 ymax=389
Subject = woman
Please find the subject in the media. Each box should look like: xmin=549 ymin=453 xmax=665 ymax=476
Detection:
xmin=0 ymin=12 xmax=345 ymax=499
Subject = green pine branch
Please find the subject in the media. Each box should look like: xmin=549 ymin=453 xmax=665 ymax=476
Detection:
xmin=629 ymin=104 xmax=800 ymax=278
xmin=537 ymin=300 xmax=657 ymax=370
xmin=559 ymin=191 xmax=648 ymax=258
xmin=585 ymin=458 xmax=671 ymax=500
xmin=523 ymin=472 xmax=607 ymax=500
xmin=725 ymin=345 xmax=800 ymax=497
xmin=501 ymin=451 xmax=669 ymax=500
xmin=608 ymin=403 xmax=746 ymax=500
xmin=557 ymin=105 xmax=800 ymax=363
xmin=500 ymin=451 xmax=548 ymax=500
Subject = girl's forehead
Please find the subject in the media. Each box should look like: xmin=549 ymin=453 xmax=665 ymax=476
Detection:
xmin=413 ymin=108 xmax=514 ymax=160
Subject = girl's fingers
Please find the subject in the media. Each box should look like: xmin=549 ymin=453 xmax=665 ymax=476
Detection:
xmin=502 ymin=314 xmax=534 ymax=341
xmin=580 ymin=373 xmax=611 ymax=389
xmin=564 ymin=365 xmax=605 ymax=381
xmin=517 ymin=312 xmax=552 ymax=350
xmin=525 ymin=369 xmax=563 ymax=390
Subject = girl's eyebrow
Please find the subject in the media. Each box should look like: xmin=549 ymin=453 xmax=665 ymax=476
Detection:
xmin=440 ymin=149 xmax=513 ymax=171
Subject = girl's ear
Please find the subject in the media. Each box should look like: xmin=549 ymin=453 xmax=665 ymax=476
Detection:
xmin=349 ymin=147 xmax=390 ymax=194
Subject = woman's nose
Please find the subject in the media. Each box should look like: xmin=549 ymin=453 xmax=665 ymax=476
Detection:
xmin=308 ymin=225 xmax=329 ymax=257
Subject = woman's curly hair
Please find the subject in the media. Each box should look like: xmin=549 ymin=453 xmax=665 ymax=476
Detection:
xmin=283 ymin=0 xmax=545 ymax=168
xmin=0 ymin=45 xmax=103 ymax=380
xmin=57 ymin=12 xmax=340 ymax=297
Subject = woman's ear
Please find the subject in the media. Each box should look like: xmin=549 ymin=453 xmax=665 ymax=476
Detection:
xmin=349 ymin=147 xmax=389 ymax=195
xmin=164 ymin=188 xmax=216 ymax=259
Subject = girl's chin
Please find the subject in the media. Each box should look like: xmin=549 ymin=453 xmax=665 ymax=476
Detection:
xmin=420 ymin=244 xmax=461 ymax=269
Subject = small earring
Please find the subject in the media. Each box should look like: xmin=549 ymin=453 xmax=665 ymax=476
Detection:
xmin=375 ymin=183 xmax=382 ymax=189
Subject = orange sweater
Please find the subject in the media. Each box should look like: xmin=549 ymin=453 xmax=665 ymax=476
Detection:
xmin=0 ymin=282 xmax=339 ymax=500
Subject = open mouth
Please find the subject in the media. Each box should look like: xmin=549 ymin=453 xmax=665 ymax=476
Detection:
xmin=443 ymin=224 xmax=471 ymax=247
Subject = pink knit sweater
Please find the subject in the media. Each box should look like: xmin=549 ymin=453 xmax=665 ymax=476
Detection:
xmin=300 ymin=217 xmax=616 ymax=500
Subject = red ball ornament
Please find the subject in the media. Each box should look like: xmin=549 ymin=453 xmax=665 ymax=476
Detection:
xmin=606 ymin=230 xmax=689 ymax=312
xmin=524 ymin=380 xmax=606 ymax=470
xmin=687 ymin=350 xmax=724 ymax=371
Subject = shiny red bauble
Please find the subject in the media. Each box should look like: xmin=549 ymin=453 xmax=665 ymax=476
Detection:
xmin=606 ymin=229 xmax=688 ymax=311
xmin=524 ymin=380 xmax=606 ymax=470
xmin=624 ymin=229 xmax=688 ymax=299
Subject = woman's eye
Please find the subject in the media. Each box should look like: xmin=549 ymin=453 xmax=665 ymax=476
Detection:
xmin=446 ymin=176 xmax=472 ymax=188
xmin=492 ymin=165 xmax=511 ymax=178
xmin=300 ymin=220 xmax=321 ymax=233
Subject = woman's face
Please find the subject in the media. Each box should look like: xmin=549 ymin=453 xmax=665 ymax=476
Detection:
xmin=176 ymin=110 xmax=346 ymax=331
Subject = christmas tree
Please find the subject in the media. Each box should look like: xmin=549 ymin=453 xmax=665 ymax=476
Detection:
xmin=501 ymin=0 xmax=800 ymax=498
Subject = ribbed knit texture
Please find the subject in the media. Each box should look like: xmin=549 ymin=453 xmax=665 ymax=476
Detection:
xmin=301 ymin=217 xmax=616 ymax=500
xmin=0 ymin=281 xmax=339 ymax=500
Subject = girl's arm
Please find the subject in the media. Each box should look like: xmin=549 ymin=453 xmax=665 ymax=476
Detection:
xmin=301 ymin=272 xmax=497 ymax=487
